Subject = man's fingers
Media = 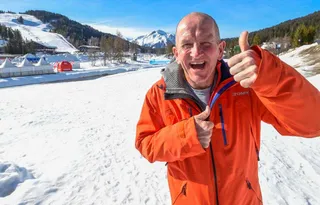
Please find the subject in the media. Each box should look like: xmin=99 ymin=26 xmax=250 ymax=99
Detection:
xmin=239 ymin=31 xmax=250 ymax=52
xmin=227 ymin=51 xmax=250 ymax=68
xmin=198 ymin=134 xmax=211 ymax=148
xmin=233 ymin=65 xmax=257 ymax=82
xmin=197 ymin=121 xmax=214 ymax=131
xmin=195 ymin=105 xmax=211 ymax=121
xmin=239 ymin=73 xmax=258 ymax=88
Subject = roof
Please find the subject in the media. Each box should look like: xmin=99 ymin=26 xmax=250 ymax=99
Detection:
xmin=26 ymin=41 xmax=57 ymax=49
xmin=79 ymin=45 xmax=100 ymax=49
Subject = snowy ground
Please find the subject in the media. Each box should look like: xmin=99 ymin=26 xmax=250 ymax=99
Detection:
xmin=0 ymin=46 xmax=319 ymax=205
xmin=279 ymin=43 xmax=319 ymax=76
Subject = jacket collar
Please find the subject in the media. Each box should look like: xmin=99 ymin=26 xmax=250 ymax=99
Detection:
xmin=161 ymin=60 xmax=232 ymax=94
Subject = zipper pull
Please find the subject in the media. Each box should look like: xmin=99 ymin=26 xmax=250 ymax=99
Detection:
xmin=246 ymin=179 xmax=252 ymax=189
xmin=182 ymin=183 xmax=187 ymax=196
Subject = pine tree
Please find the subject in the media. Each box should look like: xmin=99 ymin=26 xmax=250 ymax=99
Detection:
xmin=305 ymin=26 xmax=316 ymax=44
xmin=292 ymin=24 xmax=307 ymax=47
xmin=252 ymin=34 xmax=261 ymax=46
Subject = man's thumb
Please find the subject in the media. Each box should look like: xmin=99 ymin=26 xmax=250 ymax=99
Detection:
xmin=239 ymin=31 xmax=250 ymax=52
xmin=195 ymin=106 xmax=211 ymax=120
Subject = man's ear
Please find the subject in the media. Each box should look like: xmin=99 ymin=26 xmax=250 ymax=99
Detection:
xmin=218 ymin=41 xmax=226 ymax=60
xmin=172 ymin=46 xmax=179 ymax=61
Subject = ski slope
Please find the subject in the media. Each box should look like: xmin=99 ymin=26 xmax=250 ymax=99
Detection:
xmin=0 ymin=13 xmax=78 ymax=53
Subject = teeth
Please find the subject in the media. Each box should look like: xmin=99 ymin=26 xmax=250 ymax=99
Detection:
xmin=190 ymin=61 xmax=205 ymax=65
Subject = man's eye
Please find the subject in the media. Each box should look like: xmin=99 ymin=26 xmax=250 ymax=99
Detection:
xmin=182 ymin=43 xmax=192 ymax=49
xmin=201 ymin=42 xmax=211 ymax=47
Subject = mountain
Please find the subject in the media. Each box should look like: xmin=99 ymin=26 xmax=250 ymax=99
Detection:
xmin=132 ymin=30 xmax=175 ymax=48
xmin=24 ymin=10 xmax=140 ymax=52
xmin=0 ymin=13 xmax=78 ymax=53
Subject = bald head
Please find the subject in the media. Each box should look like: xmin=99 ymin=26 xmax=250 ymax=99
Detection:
xmin=175 ymin=12 xmax=220 ymax=45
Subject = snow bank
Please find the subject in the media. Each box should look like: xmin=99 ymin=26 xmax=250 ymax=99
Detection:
xmin=0 ymin=162 xmax=34 ymax=197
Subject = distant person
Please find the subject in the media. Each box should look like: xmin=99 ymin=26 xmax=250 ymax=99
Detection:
xmin=135 ymin=12 xmax=320 ymax=205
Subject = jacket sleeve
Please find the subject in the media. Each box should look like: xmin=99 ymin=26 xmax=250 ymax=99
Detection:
xmin=135 ymin=85 xmax=206 ymax=163
xmin=251 ymin=46 xmax=320 ymax=137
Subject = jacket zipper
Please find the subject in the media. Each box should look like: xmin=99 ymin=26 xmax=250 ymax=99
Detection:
xmin=209 ymin=144 xmax=220 ymax=205
xmin=172 ymin=183 xmax=187 ymax=204
xmin=250 ymin=127 xmax=260 ymax=161
xmin=208 ymin=79 xmax=237 ymax=205
xmin=218 ymin=104 xmax=228 ymax=146
xmin=246 ymin=179 xmax=263 ymax=203
xmin=168 ymin=78 xmax=237 ymax=205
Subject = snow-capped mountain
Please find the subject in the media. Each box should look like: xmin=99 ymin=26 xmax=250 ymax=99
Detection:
xmin=132 ymin=30 xmax=175 ymax=48
xmin=0 ymin=13 xmax=78 ymax=53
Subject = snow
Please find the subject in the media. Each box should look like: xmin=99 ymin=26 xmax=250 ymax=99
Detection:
xmin=0 ymin=44 xmax=319 ymax=204
xmin=0 ymin=39 xmax=7 ymax=47
xmin=0 ymin=163 xmax=35 ymax=197
xmin=0 ymin=13 xmax=77 ymax=53
xmin=279 ymin=43 xmax=318 ymax=75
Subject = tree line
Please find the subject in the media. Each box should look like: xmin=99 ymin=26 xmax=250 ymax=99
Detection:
xmin=0 ymin=24 xmax=35 ymax=54
xmin=1 ymin=10 xmax=319 ymax=57
xmin=223 ymin=10 xmax=320 ymax=57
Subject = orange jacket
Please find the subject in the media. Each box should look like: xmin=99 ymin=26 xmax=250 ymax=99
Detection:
xmin=135 ymin=46 xmax=320 ymax=205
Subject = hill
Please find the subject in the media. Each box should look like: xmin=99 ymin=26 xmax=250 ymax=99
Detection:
xmin=0 ymin=13 xmax=78 ymax=53
xmin=223 ymin=10 xmax=320 ymax=56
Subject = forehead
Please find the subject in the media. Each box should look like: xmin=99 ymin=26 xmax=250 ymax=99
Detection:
xmin=177 ymin=17 xmax=216 ymax=41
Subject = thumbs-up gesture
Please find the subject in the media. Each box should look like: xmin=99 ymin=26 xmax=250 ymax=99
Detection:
xmin=228 ymin=31 xmax=261 ymax=88
xmin=194 ymin=106 xmax=214 ymax=148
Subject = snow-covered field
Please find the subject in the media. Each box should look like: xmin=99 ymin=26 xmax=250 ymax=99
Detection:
xmin=0 ymin=45 xmax=319 ymax=205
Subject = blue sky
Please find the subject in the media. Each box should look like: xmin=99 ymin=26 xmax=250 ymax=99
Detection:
xmin=0 ymin=0 xmax=319 ymax=38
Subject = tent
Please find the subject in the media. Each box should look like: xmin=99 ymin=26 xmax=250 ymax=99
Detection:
xmin=57 ymin=61 xmax=72 ymax=72
xmin=0 ymin=58 xmax=15 ymax=68
xmin=34 ymin=57 xmax=54 ymax=74
xmin=17 ymin=58 xmax=34 ymax=75
xmin=0 ymin=58 xmax=19 ymax=78
xmin=17 ymin=58 xmax=33 ymax=67
xmin=23 ymin=53 xmax=40 ymax=63
xmin=35 ymin=56 xmax=49 ymax=66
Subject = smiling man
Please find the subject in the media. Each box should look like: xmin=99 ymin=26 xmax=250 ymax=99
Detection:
xmin=135 ymin=12 xmax=320 ymax=205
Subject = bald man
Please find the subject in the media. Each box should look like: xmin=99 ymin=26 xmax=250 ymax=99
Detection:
xmin=136 ymin=12 xmax=320 ymax=205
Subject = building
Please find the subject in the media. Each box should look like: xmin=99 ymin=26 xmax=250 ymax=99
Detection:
xmin=78 ymin=45 xmax=100 ymax=53
xmin=25 ymin=41 xmax=57 ymax=54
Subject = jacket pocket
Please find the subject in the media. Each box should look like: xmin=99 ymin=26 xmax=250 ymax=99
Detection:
xmin=245 ymin=178 xmax=263 ymax=204
xmin=219 ymin=104 xmax=228 ymax=146
xmin=172 ymin=182 xmax=187 ymax=205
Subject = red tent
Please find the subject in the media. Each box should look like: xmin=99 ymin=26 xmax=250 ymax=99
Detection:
xmin=56 ymin=61 xmax=72 ymax=72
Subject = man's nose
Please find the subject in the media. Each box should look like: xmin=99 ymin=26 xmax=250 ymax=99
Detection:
xmin=190 ymin=44 xmax=203 ymax=58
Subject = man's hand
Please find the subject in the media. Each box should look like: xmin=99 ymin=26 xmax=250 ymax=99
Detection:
xmin=194 ymin=106 xmax=214 ymax=148
xmin=228 ymin=31 xmax=261 ymax=88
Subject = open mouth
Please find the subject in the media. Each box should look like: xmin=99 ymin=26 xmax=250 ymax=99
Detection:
xmin=189 ymin=61 xmax=206 ymax=69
